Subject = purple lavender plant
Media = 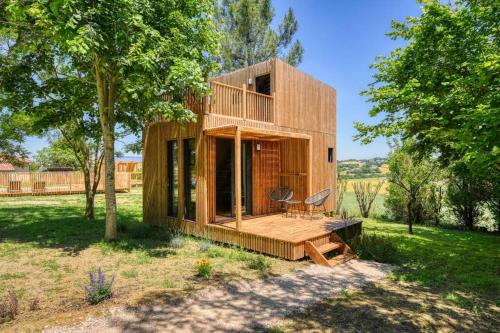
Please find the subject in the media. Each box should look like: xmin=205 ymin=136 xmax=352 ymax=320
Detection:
xmin=84 ymin=268 xmax=115 ymax=304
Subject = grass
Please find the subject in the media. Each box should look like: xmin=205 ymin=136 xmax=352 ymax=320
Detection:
xmin=272 ymin=193 xmax=500 ymax=332
xmin=0 ymin=190 xmax=304 ymax=331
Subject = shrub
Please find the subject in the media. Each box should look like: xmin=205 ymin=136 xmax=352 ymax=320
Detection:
xmin=29 ymin=297 xmax=40 ymax=311
xmin=169 ymin=235 xmax=185 ymax=249
xmin=353 ymin=181 xmax=384 ymax=218
xmin=0 ymin=290 xmax=18 ymax=324
xmin=349 ymin=232 xmax=398 ymax=263
xmin=247 ymin=255 xmax=272 ymax=272
xmin=195 ymin=258 xmax=212 ymax=278
xmin=340 ymin=208 xmax=350 ymax=220
xmin=198 ymin=240 xmax=213 ymax=252
xmin=84 ymin=268 xmax=115 ymax=305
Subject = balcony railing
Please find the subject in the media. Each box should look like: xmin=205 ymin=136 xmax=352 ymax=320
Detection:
xmin=208 ymin=81 xmax=275 ymax=123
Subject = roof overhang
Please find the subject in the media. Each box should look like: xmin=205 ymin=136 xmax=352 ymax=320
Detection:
xmin=204 ymin=125 xmax=311 ymax=141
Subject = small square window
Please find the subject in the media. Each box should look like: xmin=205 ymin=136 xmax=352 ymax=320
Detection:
xmin=328 ymin=148 xmax=334 ymax=163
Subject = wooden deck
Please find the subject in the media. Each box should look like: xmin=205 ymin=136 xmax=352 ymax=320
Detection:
xmin=185 ymin=214 xmax=362 ymax=260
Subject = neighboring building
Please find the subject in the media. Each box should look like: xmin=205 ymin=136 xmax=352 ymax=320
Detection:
xmin=0 ymin=158 xmax=31 ymax=172
xmin=143 ymin=58 xmax=358 ymax=264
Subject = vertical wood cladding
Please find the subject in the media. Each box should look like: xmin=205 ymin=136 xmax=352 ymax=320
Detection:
xmin=144 ymin=57 xmax=337 ymax=227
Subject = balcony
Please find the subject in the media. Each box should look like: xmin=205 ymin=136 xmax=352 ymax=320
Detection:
xmin=208 ymin=81 xmax=275 ymax=124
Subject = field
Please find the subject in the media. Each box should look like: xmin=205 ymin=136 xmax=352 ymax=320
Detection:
xmin=0 ymin=190 xmax=304 ymax=331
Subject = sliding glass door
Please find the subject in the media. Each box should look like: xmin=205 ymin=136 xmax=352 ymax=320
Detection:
xmin=167 ymin=140 xmax=178 ymax=217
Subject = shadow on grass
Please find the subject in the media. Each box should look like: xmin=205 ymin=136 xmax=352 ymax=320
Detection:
xmin=361 ymin=219 xmax=500 ymax=302
xmin=275 ymin=281 xmax=498 ymax=333
xmin=0 ymin=203 xmax=173 ymax=255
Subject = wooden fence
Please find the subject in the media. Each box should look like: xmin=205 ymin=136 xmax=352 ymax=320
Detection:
xmin=0 ymin=171 xmax=131 ymax=196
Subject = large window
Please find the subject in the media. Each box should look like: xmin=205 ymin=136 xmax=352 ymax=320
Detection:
xmin=184 ymin=138 xmax=196 ymax=220
xmin=167 ymin=140 xmax=179 ymax=217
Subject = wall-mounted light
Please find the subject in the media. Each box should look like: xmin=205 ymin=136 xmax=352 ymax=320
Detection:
xmin=256 ymin=143 xmax=261 ymax=151
xmin=248 ymin=78 xmax=253 ymax=86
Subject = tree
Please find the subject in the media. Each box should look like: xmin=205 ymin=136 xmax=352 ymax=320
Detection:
xmin=2 ymin=0 xmax=218 ymax=240
xmin=355 ymin=0 xmax=499 ymax=202
xmin=216 ymin=0 xmax=303 ymax=72
xmin=33 ymin=139 xmax=81 ymax=170
xmin=0 ymin=110 xmax=27 ymax=166
xmin=447 ymin=163 xmax=485 ymax=230
xmin=1 ymin=19 xmax=104 ymax=220
xmin=386 ymin=147 xmax=436 ymax=234
xmin=352 ymin=181 xmax=384 ymax=218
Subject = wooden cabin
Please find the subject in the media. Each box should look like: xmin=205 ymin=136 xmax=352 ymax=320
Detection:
xmin=143 ymin=58 xmax=360 ymax=263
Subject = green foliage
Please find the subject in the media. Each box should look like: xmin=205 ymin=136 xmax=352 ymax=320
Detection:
xmin=0 ymin=111 xmax=28 ymax=166
xmin=355 ymin=0 xmax=499 ymax=187
xmin=246 ymin=255 xmax=271 ymax=272
xmin=446 ymin=166 xmax=484 ymax=230
xmin=349 ymin=232 xmax=398 ymax=264
xmin=385 ymin=144 xmax=438 ymax=233
xmin=216 ymin=0 xmax=303 ymax=71
xmin=0 ymin=0 xmax=219 ymax=239
xmin=338 ymin=158 xmax=387 ymax=179
xmin=33 ymin=139 xmax=81 ymax=170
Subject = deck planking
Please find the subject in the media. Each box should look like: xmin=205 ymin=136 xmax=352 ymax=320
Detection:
xmin=211 ymin=214 xmax=357 ymax=244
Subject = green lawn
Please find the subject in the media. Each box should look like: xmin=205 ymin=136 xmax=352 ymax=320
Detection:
xmin=363 ymin=219 xmax=499 ymax=302
xmin=344 ymin=191 xmax=499 ymax=301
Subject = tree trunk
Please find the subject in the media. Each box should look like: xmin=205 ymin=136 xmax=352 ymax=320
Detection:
xmin=83 ymin=168 xmax=95 ymax=220
xmin=95 ymin=57 xmax=117 ymax=241
xmin=407 ymin=196 xmax=414 ymax=234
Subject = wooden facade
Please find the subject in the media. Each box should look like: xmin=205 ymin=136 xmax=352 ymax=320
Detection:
xmin=143 ymin=58 xmax=348 ymax=260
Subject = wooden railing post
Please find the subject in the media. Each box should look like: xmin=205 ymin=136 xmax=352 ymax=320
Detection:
xmin=272 ymin=91 xmax=276 ymax=123
xmin=204 ymin=81 xmax=211 ymax=115
xmin=242 ymin=84 xmax=247 ymax=120
xmin=235 ymin=127 xmax=242 ymax=231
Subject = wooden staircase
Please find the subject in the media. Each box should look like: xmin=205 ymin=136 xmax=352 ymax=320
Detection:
xmin=304 ymin=233 xmax=356 ymax=267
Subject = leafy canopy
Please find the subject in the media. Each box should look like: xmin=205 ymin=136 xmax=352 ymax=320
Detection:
xmin=1 ymin=0 xmax=218 ymax=133
xmin=355 ymin=0 xmax=499 ymax=174
xmin=216 ymin=0 xmax=303 ymax=72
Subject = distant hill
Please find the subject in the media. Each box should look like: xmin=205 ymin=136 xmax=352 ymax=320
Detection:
xmin=338 ymin=158 xmax=388 ymax=179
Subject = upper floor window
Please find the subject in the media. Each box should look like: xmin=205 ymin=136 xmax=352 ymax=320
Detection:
xmin=255 ymin=74 xmax=271 ymax=95
xmin=328 ymin=148 xmax=334 ymax=163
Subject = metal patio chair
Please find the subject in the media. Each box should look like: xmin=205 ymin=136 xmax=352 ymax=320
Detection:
xmin=302 ymin=188 xmax=332 ymax=219
xmin=268 ymin=187 xmax=293 ymax=212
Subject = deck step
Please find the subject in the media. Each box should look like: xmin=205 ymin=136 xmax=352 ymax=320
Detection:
xmin=316 ymin=242 xmax=343 ymax=254
xmin=328 ymin=253 xmax=356 ymax=267
xmin=304 ymin=232 xmax=357 ymax=268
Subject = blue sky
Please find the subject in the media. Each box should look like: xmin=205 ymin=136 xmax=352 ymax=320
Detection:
xmin=273 ymin=0 xmax=422 ymax=159
xmin=25 ymin=0 xmax=422 ymax=160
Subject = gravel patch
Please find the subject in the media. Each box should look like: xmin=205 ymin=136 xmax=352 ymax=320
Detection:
xmin=45 ymin=260 xmax=393 ymax=333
